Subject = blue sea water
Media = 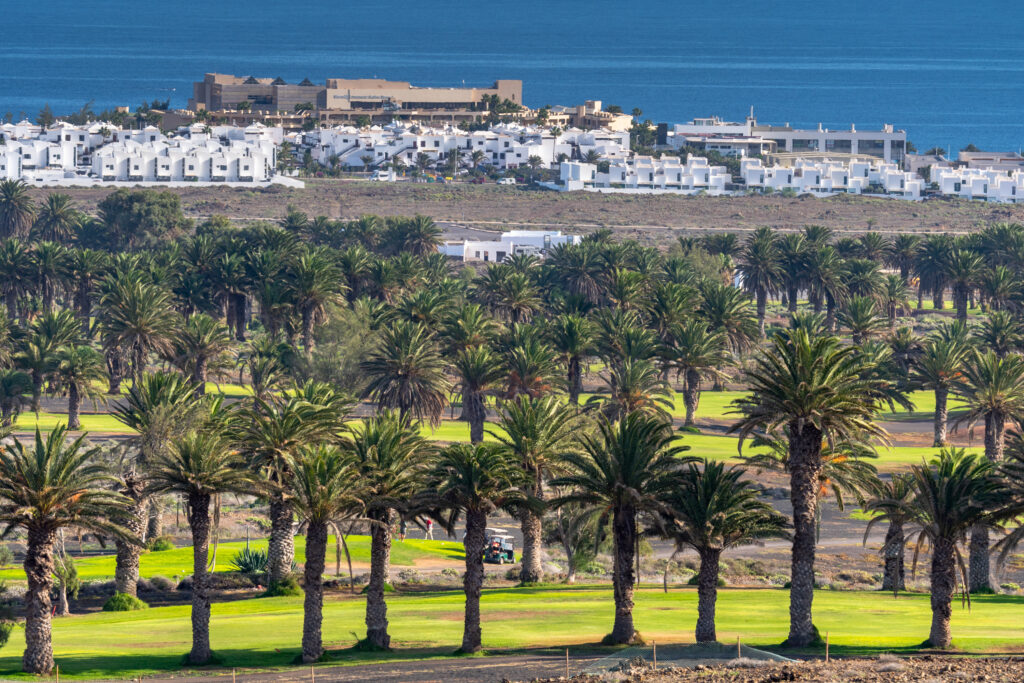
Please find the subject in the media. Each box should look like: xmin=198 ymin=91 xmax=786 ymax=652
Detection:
xmin=1 ymin=1 xmax=1023 ymax=152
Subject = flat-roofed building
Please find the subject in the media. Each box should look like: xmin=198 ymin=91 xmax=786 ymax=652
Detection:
xmin=189 ymin=73 xmax=323 ymax=112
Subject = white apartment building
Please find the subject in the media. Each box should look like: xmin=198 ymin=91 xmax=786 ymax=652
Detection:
xmin=740 ymin=158 xmax=922 ymax=198
xmin=932 ymin=166 xmax=1024 ymax=202
xmin=558 ymin=156 xmax=730 ymax=195
xmin=92 ymin=138 xmax=275 ymax=183
xmin=440 ymin=230 xmax=581 ymax=262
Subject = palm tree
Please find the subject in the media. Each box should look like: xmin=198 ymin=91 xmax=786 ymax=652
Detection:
xmin=910 ymin=337 xmax=968 ymax=447
xmin=361 ymin=320 xmax=451 ymax=426
xmin=979 ymin=311 xmax=1023 ymax=358
xmin=235 ymin=387 xmax=350 ymax=585
xmin=0 ymin=427 xmax=132 ymax=673
xmin=502 ymin=335 xmax=563 ymax=399
xmin=858 ymin=232 xmax=890 ymax=262
xmin=0 ymin=179 xmax=35 ymax=238
xmin=731 ymin=328 xmax=891 ymax=647
xmin=64 ymin=248 xmax=108 ymax=339
xmin=978 ymin=265 xmax=1020 ymax=312
xmin=0 ymin=237 xmax=33 ymax=319
xmin=552 ymin=413 xmax=691 ymax=644
xmin=944 ymin=249 xmax=983 ymax=321
xmin=288 ymin=445 xmax=357 ymax=663
xmin=588 ymin=356 xmax=673 ymax=421
xmin=443 ymin=302 xmax=498 ymax=353
xmin=344 ymin=413 xmax=429 ymax=650
xmin=952 ymin=350 xmax=1024 ymax=591
xmin=777 ymin=232 xmax=807 ymax=313
xmin=147 ymin=430 xmax=251 ymax=664
xmin=51 ymin=345 xmax=106 ymax=429
xmin=666 ymin=320 xmax=730 ymax=426
xmin=547 ymin=313 xmax=593 ymax=406
xmin=888 ymin=234 xmax=921 ymax=283
xmin=802 ymin=245 xmax=846 ymax=330
xmin=880 ymin=274 xmax=911 ymax=329
xmin=737 ymin=227 xmax=782 ymax=336
xmin=915 ymin=234 xmax=953 ymax=310
xmin=99 ymin=277 xmax=180 ymax=385
xmin=288 ymin=248 xmax=346 ymax=351
xmin=452 ymin=346 xmax=503 ymax=443
xmin=492 ymin=396 xmax=578 ymax=584
xmin=166 ymin=313 xmax=234 ymax=394
xmin=840 ymin=295 xmax=886 ymax=345
xmin=32 ymin=193 xmax=80 ymax=243
xmin=862 ymin=473 xmax=914 ymax=592
xmin=427 ymin=443 xmax=524 ymax=653
xmin=870 ymin=449 xmax=1002 ymax=648
xmin=698 ymin=281 xmax=759 ymax=358
xmin=0 ymin=368 xmax=31 ymax=426
xmin=31 ymin=241 xmax=69 ymax=313
xmin=658 ymin=460 xmax=787 ymax=642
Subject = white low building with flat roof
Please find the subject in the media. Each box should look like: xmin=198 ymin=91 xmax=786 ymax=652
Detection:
xmin=557 ymin=156 xmax=730 ymax=195
xmin=441 ymin=230 xmax=581 ymax=263
xmin=740 ymin=158 xmax=921 ymax=198
xmin=932 ymin=166 xmax=1024 ymax=202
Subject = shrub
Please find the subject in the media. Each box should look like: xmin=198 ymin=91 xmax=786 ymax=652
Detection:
xmin=135 ymin=578 xmax=154 ymax=593
xmin=440 ymin=567 xmax=460 ymax=578
xmin=102 ymin=593 xmax=149 ymax=611
xmin=397 ymin=569 xmax=423 ymax=584
xmin=0 ymin=621 xmax=12 ymax=649
xmin=687 ymin=574 xmax=727 ymax=587
xmin=149 ymin=575 xmax=176 ymax=591
xmin=147 ymin=536 xmax=175 ymax=552
xmin=230 ymin=547 xmax=268 ymax=574
xmin=262 ymin=576 xmax=301 ymax=597
xmin=1000 ymin=582 xmax=1020 ymax=592
xmin=0 ymin=545 xmax=13 ymax=568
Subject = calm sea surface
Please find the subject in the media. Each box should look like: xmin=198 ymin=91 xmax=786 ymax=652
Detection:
xmin=2 ymin=1 xmax=1023 ymax=151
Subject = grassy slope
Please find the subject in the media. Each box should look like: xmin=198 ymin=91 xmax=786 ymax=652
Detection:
xmin=0 ymin=587 xmax=1020 ymax=679
xmin=0 ymin=537 xmax=464 ymax=583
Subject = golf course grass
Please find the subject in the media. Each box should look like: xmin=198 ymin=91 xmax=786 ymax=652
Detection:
xmin=0 ymin=586 xmax=1019 ymax=679
xmin=0 ymin=536 xmax=464 ymax=583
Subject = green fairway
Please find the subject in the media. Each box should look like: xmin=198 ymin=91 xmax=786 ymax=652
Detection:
xmin=0 ymin=536 xmax=464 ymax=583
xmin=0 ymin=587 xmax=1019 ymax=679
xmin=879 ymin=389 xmax=967 ymax=422
xmin=14 ymin=412 xmax=128 ymax=433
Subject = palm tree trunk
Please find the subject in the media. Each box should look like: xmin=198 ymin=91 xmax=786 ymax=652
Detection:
xmin=302 ymin=519 xmax=327 ymax=663
xmin=609 ymin=503 xmax=637 ymax=645
xmin=106 ymin=348 xmax=122 ymax=395
xmin=188 ymin=491 xmax=213 ymax=665
xmin=954 ymin=285 xmax=968 ymax=321
xmin=460 ymin=508 xmax=487 ymax=653
xmin=786 ymin=422 xmax=823 ymax=647
xmin=568 ymin=356 xmax=581 ymax=406
xmin=881 ymin=521 xmax=905 ymax=592
xmin=4 ymin=291 xmax=15 ymax=321
xmin=76 ymin=287 xmax=92 ymax=340
xmin=31 ymin=371 xmax=42 ymax=414
xmin=970 ymin=410 xmax=1006 ymax=592
xmin=683 ymin=369 xmax=700 ymax=427
xmin=933 ymin=387 xmax=948 ymax=447
xmin=67 ymin=383 xmax=81 ymax=430
xmin=115 ymin=488 xmax=146 ymax=596
xmin=917 ymin=285 xmax=924 ymax=311
xmin=147 ymin=499 xmax=163 ymax=541
xmin=756 ymin=289 xmax=767 ymax=337
xmin=933 ymin=285 xmax=945 ymax=311
xmin=301 ymin=308 xmax=314 ymax=353
xmin=56 ymin=582 xmax=69 ymax=616
xmin=192 ymin=357 xmax=208 ymax=396
xmin=519 ymin=471 xmax=545 ymax=584
xmin=365 ymin=508 xmax=392 ymax=649
xmin=695 ymin=548 xmax=721 ymax=643
xmin=928 ymin=536 xmax=956 ymax=648
xmin=22 ymin=524 xmax=57 ymax=674
xmin=267 ymin=494 xmax=295 ymax=585
xmin=787 ymin=282 xmax=798 ymax=313
xmin=466 ymin=390 xmax=486 ymax=444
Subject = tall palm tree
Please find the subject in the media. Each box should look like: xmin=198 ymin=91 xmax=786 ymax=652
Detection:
xmin=148 ymin=430 xmax=251 ymax=664
xmin=30 ymin=241 xmax=69 ymax=313
xmin=915 ymin=234 xmax=953 ymax=310
xmin=0 ymin=179 xmax=35 ymax=238
xmin=427 ymin=442 xmax=525 ymax=653
xmin=288 ymin=248 xmax=346 ymax=351
xmin=64 ymin=248 xmax=108 ymax=339
xmin=288 ymin=445 xmax=357 ymax=663
xmin=737 ymin=226 xmax=782 ymax=336
xmin=443 ymin=302 xmax=499 ymax=353
xmin=552 ymin=413 xmax=691 ymax=644
xmin=165 ymin=313 xmax=234 ymax=394
xmin=666 ymin=320 xmax=730 ymax=426
xmin=777 ymin=232 xmax=807 ymax=313
xmin=235 ymin=387 xmax=349 ymax=585
xmin=344 ymin=413 xmax=429 ymax=650
xmin=880 ymin=274 xmax=911 ymax=329
xmin=952 ymin=350 xmax=1024 ymax=591
xmin=858 ymin=232 xmax=891 ymax=262
xmin=944 ymin=249 xmax=984 ymax=321
xmin=802 ymin=245 xmax=846 ymax=330
xmin=51 ymin=345 xmax=106 ymax=429
xmin=99 ymin=276 xmax=180 ymax=385
xmin=0 ymin=427 xmax=132 ymax=674
xmin=870 ymin=449 xmax=1002 ymax=648
xmin=698 ymin=281 xmax=759 ymax=357
xmin=658 ymin=460 xmax=787 ymax=642
xmin=910 ymin=337 xmax=968 ymax=447
xmin=731 ymin=328 xmax=890 ymax=646
xmin=452 ymin=346 xmax=503 ymax=443
xmin=361 ymin=320 xmax=451 ymax=426
xmin=548 ymin=313 xmax=594 ymax=406
xmin=978 ymin=265 xmax=1020 ymax=312
xmin=492 ymin=396 xmax=579 ymax=584
xmin=862 ymin=473 xmax=914 ymax=592
xmin=32 ymin=193 xmax=80 ymax=243
xmin=0 ymin=237 xmax=33 ymax=319
xmin=888 ymin=234 xmax=921 ymax=283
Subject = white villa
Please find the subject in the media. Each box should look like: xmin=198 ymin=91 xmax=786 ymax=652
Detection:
xmin=932 ymin=166 xmax=1024 ymax=203
xmin=558 ymin=156 xmax=730 ymax=194
xmin=740 ymin=158 xmax=922 ymax=198
xmin=440 ymin=230 xmax=581 ymax=263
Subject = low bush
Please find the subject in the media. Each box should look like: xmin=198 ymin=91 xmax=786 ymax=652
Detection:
xmin=230 ymin=547 xmax=268 ymax=574
xmin=149 ymin=575 xmax=176 ymax=591
xmin=687 ymin=574 xmax=727 ymax=587
xmin=440 ymin=567 xmax=460 ymax=577
xmin=102 ymin=593 xmax=148 ymax=612
xmin=262 ymin=576 xmax=301 ymax=597
xmin=135 ymin=578 xmax=153 ymax=592
xmin=0 ymin=545 xmax=13 ymax=568
xmin=147 ymin=536 xmax=175 ymax=552
xmin=397 ymin=569 xmax=423 ymax=584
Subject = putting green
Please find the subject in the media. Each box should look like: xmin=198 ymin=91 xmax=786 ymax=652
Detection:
xmin=0 ymin=587 xmax=1020 ymax=679
xmin=0 ymin=536 xmax=464 ymax=583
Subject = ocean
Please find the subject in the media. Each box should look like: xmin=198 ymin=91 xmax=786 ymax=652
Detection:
xmin=2 ymin=0 xmax=1023 ymax=152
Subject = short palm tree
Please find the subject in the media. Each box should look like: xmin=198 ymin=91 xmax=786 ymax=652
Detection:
xmin=738 ymin=227 xmax=782 ymax=336
xmin=0 ymin=179 xmax=35 ymax=238
xmin=952 ymin=350 xmax=1024 ymax=591
xmin=666 ymin=320 xmax=730 ymax=426
xmin=870 ymin=449 xmax=1003 ymax=648
xmin=361 ymin=320 xmax=451 ymax=427
xmin=888 ymin=233 xmax=921 ymax=283
xmin=698 ymin=281 xmax=759 ymax=356
xmin=492 ymin=396 xmax=579 ymax=584
xmin=287 ymin=248 xmax=346 ymax=351
xmin=731 ymin=328 xmax=890 ymax=646
xmin=166 ymin=313 xmax=234 ymax=394
xmin=862 ymin=473 xmax=914 ymax=592
xmin=148 ymin=430 xmax=251 ymax=664
xmin=0 ymin=427 xmax=132 ymax=674
xmin=552 ymin=413 xmax=691 ymax=644
xmin=910 ymin=337 xmax=968 ymax=447
xmin=99 ymin=277 xmax=180 ymax=385
xmin=944 ymin=249 xmax=983 ymax=321
xmin=979 ymin=311 xmax=1023 ymax=358
xmin=502 ymin=336 xmax=563 ymax=399
xmin=51 ymin=345 xmax=106 ymax=429
xmin=880 ymin=274 xmax=911 ymax=329
xmin=547 ymin=313 xmax=594 ymax=405
xmin=288 ymin=445 xmax=358 ymax=663
xmin=32 ymin=193 xmax=80 ymax=243
xmin=427 ymin=443 xmax=525 ymax=653
xmin=452 ymin=346 xmax=504 ymax=443
xmin=777 ymin=232 xmax=807 ymax=313
xmin=840 ymin=295 xmax=886 ymax=345
xmin=344 ymin=412 xmax=429 ymax=650
xmin=0 ymin=368 xmax=32 ymax=426
xmin=659 ymin=460 xmax=788 ymax=642
xmin=588 ymin=356 xmax=673 ymax=421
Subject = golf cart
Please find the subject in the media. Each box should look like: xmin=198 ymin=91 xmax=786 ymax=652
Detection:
xmin=483 ymin=528 xmax=515 ymax=564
